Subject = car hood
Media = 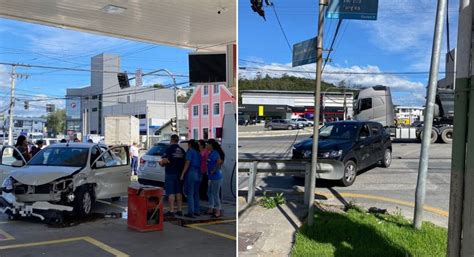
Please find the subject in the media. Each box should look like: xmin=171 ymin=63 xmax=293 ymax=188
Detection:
xmin=294 ymin=138 xmax=353 ymax=151
xmin=10 ymin=166 xmax=82 ymax=185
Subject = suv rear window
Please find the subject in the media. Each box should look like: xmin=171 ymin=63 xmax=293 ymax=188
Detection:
xmin=146 ymin=144 xmax=167 ymax=156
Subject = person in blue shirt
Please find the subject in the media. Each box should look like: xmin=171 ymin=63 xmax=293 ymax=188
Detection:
xmin=206 ymin=140 xmax=224 ymax=218
xmin=180 ymin=139 xmax=202 ymax=218
xmin=159 ymin=135 xmax=186 ymax=217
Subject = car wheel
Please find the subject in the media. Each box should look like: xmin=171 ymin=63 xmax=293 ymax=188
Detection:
xmin=268 ymin=125 xmax=273 ymax=130
xmin=340 ymin=160 xmax=357 ymax=187
xmin=73 ymin=186 xmax=94 ymax=217
xmin=381 ymin=148 xmax=392 ymax=168
xmin=288 ymin=125 xmax=294 ymax=130
xmin=46 ymin=212 xmax=64 ymax=226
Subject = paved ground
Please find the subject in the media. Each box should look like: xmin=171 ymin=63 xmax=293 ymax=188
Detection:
xmin=239 ymin=135 xmax=452 ymax=227
xmin=0 ymin=194 xmax=236 ymax=257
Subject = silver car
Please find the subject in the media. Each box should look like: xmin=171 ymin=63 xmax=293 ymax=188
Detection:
xmin=265 ymin=119 xmax=303 ymax=130
xmin=291 ymin=118 xmax=314 ymax=127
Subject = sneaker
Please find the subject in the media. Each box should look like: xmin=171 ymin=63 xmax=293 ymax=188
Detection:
xmin=164 ymin=211 xmax=175 ymax=217
xmin=183 ymin=213 xmax=195 ymax=218
xmin=175 ymin=211 xmax=183 ymax=216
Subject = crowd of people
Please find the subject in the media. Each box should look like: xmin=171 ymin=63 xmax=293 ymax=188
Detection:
xmin=159 ymin=134 xmax=225 ymax=219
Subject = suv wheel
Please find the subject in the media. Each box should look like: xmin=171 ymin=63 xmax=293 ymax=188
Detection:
xmin=340 ymin=160 xmax=357 ymax=187
xmin=73 ymin=186 xmax=94 ymax=217
xmin=381 ymin=148 xmax=392 ymax=168
xmin=267 ymin=125 xmax=273 ymax=130
xmin=288 ymin=125 xmax=294 ymax=130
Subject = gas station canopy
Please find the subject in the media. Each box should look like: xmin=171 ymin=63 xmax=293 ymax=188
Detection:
xmin=0 ymin=0 xmax=236 ymax=51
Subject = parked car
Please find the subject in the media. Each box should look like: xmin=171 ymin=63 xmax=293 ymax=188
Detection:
xmin=292 ymin=121 xmax=392 ymax=186
xmin=291 ymin=118 xmax=313 ymax=127
xmin=265 ymin=119 xmax=303 ymax=130
xmin=138 ymin=141 xmax=188 ymax=186
xmin=0 ymin=143 xmax=130 ymax=223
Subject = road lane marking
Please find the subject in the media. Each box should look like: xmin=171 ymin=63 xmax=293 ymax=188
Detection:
xmin=186 ymin=219 xmax=236 ymax=241
xmin=96 ymin=200 xmax=128 ymax=210
xmin=191 ymin=219 xmax=236 ymax=226
xmin=0 ymin=236 xmax=129 ymax=256
xmin=0 ymin=228 xmax=14 ymax=241
xmin=316 ymin=191 xmax=449 ymax=217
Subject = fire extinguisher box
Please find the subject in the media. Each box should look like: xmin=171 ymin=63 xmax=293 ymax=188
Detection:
xmin=128 ymin=185 xmax=164 ymax=232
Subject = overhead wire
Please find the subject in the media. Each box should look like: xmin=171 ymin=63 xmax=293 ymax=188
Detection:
xmin=322 ymin=19 xmax=343 ymax=73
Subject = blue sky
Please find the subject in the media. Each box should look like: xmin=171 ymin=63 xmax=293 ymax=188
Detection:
xmin=0 ymin=18 xmax=192 ymax=117
xmin=239 ymin=0 xmax=459 ymax=106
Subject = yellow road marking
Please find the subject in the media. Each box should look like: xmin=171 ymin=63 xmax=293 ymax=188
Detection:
xmin=0 ymin=236 xmax=129 ymax=256
xmin=187 ymin=224 xmax=236 ymax=241
xmin=191 ymin=219 xmax=236 ymax=226
xmin=316 ymin=191 xmax=449 ymax=217
xmin=0 ymin=228 xmax=14 ymax=241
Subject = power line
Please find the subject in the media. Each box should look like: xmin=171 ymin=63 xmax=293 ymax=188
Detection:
xmin=239 ymin=66 xmax=452 ymax=75
xmin=322 ymin=19 xmax=343 ymax=73
xmin=271 ymin=3 xmax=292 ymax=51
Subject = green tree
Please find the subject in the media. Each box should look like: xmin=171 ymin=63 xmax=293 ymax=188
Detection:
xmin=46 ymin=109 xmax=66 ymax=135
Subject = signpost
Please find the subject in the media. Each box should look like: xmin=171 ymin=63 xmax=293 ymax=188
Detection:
xmin=326 ymin=0 xmax=379 ymax=20
xmin=292 ymin=37 xmax=317 ymax=67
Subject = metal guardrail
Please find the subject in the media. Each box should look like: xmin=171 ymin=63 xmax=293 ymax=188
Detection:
xmin=238 ymin=159 xmax=311 ymax=207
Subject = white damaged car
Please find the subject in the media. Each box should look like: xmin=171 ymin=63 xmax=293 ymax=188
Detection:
xmin=0 ymin=143 xmax=130 ymax=223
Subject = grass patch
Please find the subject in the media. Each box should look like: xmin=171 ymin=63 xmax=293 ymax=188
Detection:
xmin=259 ymin=192 xmax=286 ymax=209
xmin=291 ymin=207 xmax=447 ymax=257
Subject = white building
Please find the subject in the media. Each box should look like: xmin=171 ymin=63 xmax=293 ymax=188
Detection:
xmin=394 ymin=106 xmax=424 ymax=124
xmin=0 ymin=117 xmax=46 ymax=139
xmin=66 ymin=53 xmax=188 ymax=136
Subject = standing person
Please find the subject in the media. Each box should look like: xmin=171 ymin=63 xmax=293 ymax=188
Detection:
xmin=13 ymin=135 xmax=31 ymax=163
xmin=129 ymin=142 xmax=139 ymax=175
xmin=180 ymin=140 xmax=201 ymax=218
xmin=206 ymin=140 xmax=224 ymax=218
xmin=199 ymin=140 xmax=209 ymax=201
xmin=159 ymin=135 xmax=186 ymax=217
xmin=30 ymin=140 xmax=44 ymax=157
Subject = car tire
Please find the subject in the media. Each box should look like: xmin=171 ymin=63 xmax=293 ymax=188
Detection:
xmin=73 ymin=186 xmax=94 ymax=217
xmin=267 ymin=126 xmax=273 ymax=130
xmin=288 ymin=125 xmax=294 ymax=130
xmin=381 ymin=148 xmax=392 ymax=168
xmin=340 ymin=160 xmax=357 ymax=187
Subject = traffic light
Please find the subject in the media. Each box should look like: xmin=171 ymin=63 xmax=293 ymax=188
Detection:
xmin=46 ymin=104 xmax=55 ymax=113
xmin=24 ymin=101 xmax=29 ymax=110
xmin=171 ymin=117 xmax=177 ymax=132
xmin=117 ymin=72 xmax=130 ymax=89
xmin=250 ymin=0 xmax=272 ymax=20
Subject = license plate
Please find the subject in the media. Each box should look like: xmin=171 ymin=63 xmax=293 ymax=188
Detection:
xmin=147 ymin=162 xmax=157 ymax=167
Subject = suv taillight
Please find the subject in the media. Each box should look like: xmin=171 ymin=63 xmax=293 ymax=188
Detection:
xmin=139 ymin=158 xmax=146 ymax=166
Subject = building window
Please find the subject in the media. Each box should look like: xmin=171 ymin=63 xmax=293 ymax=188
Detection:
xmin=213 ymin=103 xmax=220 ymax=115
xmin=213 ymin=84 xmax=219 ymax=94
xmin=92 ymin=108 xmax=98 ymax=112
xmin=193 ymin=106 xmax=199 ymax=116
xmin=92 ymin=95 xmax=98 ymax=100
xmin=203 ymin=85 xmax=209 ymax=96
xmin=193 ymin=128 xmax=199 ymax=139
xmin=127 ymin=95 xmax=131 ymax=103
xmin=203 ymin=105 xmax=209 ymax=116
xmin=84 ymin=96 xmax=89 ymax=100
xmin=203 ymin=128 xmax=209 ymax=140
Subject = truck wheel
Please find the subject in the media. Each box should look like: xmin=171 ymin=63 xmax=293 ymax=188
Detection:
xmin=441 ymin=128 xmax=453 ymax=144
xmin=73 ymin=186 xmax=95 ymax=217
xmin=420 ymin=129 xmax=438 ymax=143
xmin=340 ymin=160 xmax=357 ymax=187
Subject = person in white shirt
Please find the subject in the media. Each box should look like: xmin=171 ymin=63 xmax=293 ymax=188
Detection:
xmin=130 ymin=142 xmax=139 ymax=175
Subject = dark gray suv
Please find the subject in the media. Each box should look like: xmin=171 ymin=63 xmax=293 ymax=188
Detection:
xmin=265 ymin=119 xmax=303 ymax=130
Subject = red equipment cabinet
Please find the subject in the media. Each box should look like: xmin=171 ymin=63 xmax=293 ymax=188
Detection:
xmin=127 ymin=185 xmax=164 ymax=232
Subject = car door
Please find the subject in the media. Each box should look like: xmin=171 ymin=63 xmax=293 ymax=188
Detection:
xmin=0 ymin=146 xmax=27 ymax=183
xmin=354 ymin=124 xmax=373 ymax=170
xmin=91 ymin=145 xmax=130 ymax=199
xmin=368 ymin=123 xmax=384 ymax=164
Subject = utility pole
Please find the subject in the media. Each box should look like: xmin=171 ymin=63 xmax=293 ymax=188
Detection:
xmin=308 ymin=0 xmax=327 ymax=226
xmin=447 ymin=0 xmax=472 ymax=255
xmin=413 ymin=0 xmax=447 ymax=229
xmin=173 ymin=79 xmax=180 ymax=139
xmin=8 ymin=65 xmax=28 ymax=147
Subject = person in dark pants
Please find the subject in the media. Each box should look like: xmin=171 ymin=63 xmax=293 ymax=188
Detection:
xmin=180 ymin=140 xmax=201 ymax=218
xmin=160 ymin=135 xmax=186 ymax=217
xmin=198 ymin=140 xmax=209 ymax=201
xmin=30 ymin=140 xmax=44 ymax=157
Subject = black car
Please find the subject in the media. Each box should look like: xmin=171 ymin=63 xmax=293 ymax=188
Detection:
xmin=292 ymin=121 xmax=392 ymax=186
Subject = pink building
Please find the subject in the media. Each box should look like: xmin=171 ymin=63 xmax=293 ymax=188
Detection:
xmin=186 ymin=84 xmax=235 ymax=140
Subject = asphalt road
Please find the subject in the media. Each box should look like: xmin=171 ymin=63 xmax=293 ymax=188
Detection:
xmin=238 ymin=134 xmax=452 ymax=227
